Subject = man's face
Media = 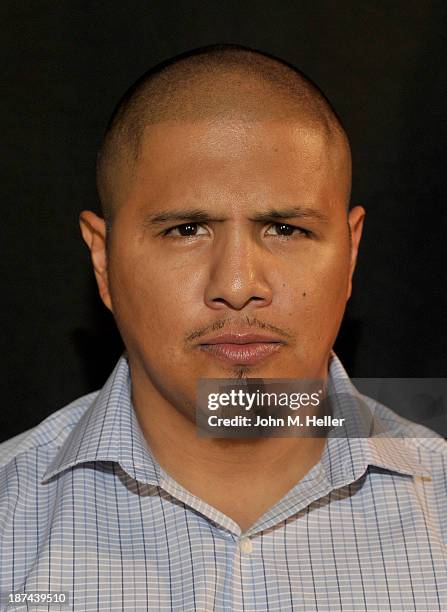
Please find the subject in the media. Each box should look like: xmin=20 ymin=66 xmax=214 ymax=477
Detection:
xmin=82 ymin=117 xmax=364 ymax=415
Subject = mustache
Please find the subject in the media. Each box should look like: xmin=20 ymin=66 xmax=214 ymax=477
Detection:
xmin=185 ymin=314 xmax=293 ymax=344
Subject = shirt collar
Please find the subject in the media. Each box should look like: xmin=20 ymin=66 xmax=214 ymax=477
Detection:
xmin=41 ymin=354 xmax=162 ymax=485
xmin=321 ymin=352 xmax=431 ymax=486
xmin=41 ymin=352 xmax=430 ymax=485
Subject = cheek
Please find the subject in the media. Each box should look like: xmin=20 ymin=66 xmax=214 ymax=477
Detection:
xmin=107 ymin=246 xmax=198 ymax=346
xmin=284 ymin=246 xmax=350 ymax=327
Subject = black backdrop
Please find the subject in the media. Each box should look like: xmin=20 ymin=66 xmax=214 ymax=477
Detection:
xmin=2 ymin=1 xmax=446 ymax=442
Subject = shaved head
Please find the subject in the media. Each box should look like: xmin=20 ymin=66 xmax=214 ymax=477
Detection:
xmin=96 ymin=43 xmax=351 ymax=222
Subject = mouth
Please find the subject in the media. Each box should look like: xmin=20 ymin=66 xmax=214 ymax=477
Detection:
xmin=198 ymin=341 xmax=283 ymax=365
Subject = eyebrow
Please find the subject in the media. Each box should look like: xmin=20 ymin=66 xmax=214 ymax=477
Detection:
xmin=142 ymin=205 xmax=329 ymax=227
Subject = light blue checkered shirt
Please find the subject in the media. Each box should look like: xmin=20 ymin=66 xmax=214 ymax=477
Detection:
xmin=1 ymin=353 xmax=446 ymax=611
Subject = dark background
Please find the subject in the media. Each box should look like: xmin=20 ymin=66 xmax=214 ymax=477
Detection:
xmin=2 ymin=1 xmax=446 ymax=442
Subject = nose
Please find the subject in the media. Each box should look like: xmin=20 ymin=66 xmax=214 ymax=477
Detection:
xmin=203 ymin=227 xmax=273 ymax=311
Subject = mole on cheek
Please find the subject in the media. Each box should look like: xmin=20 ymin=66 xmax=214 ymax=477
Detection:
xmin=302 ymin=292 xmax=307 ymax=297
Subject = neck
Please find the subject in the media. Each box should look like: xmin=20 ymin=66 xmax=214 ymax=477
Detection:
xmin=130 ymin=358 xmax=330 ymax=530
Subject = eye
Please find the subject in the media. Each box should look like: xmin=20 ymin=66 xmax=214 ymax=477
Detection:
xmin=265 ymin=223 xmax=310 ymax=238
xmin=163 ymin=223 xmax=208 ymax=237
xmin=162 ymin=221 xmax=311 ymax=239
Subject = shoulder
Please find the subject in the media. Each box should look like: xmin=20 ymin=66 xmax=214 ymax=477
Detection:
xmin=0 ymin=391 xmax=98 ymax=472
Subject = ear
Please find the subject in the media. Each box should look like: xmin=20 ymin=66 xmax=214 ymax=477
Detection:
xmin=79 ymin=210 xmax=113 ymax=312
xmin=346 ymin=205 xmax=365 ymax=300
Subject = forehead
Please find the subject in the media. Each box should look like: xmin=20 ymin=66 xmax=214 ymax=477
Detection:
xmin=140 ymin=117 xmax=331 ymax=158
xmin=125 ymin=119 xmax=350 ymax=212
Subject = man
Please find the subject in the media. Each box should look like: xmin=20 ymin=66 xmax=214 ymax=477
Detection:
xmin=0 ymin=44 xmax=445 ymax=611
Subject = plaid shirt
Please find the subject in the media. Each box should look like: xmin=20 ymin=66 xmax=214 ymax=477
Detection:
xmin=1 ymin=353 xmax=446 ymax=611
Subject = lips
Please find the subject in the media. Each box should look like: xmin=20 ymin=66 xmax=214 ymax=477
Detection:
xmin=199 ymin=332 xmax=284 ymax=345
xmin=198 ymin=332 xmax=284 ymax=365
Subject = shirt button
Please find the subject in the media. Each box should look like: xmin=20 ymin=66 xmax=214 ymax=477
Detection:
xmin=239 ymin=536 xmax=253 ymax=554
